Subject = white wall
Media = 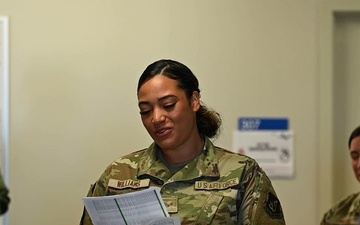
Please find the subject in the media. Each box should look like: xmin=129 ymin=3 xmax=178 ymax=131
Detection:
xmin=0 ymin=0 xmax=339 ymax=224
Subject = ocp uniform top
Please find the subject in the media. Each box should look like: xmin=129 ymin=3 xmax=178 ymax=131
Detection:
xmin=321 ymin=193 xmax=360 ymax=225
xmin=80 ymin=137 xmax=286 ymax=225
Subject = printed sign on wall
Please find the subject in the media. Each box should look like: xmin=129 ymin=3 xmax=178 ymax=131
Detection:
xmin=232 ymin=117 xmax=294 ymax=179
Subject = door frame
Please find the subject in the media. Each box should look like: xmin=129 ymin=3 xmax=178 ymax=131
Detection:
xmin=0 ymin=16 xmax=9 ymax=225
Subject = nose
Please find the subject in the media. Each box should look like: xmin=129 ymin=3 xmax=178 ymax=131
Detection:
xmin=152 ymin=108 xmax=165 ymax=124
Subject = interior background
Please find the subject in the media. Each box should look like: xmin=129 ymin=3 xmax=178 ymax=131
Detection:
xmin=1 ymin=1 xmax=359 ymax=224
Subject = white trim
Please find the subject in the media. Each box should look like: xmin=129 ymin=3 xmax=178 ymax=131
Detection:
xmin=0 ymin=16 xmax=9 ymax=225
xmin=0 ymin=16 xmax=10 ymax=225
xmin=0 ymin=16 xmax=9 ymax=187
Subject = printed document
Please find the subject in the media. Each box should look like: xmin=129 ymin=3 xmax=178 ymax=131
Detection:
xmin=83 ymin=187 xmax=180 ymax=225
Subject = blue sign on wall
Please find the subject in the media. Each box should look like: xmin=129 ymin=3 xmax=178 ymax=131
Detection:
xmin=238 ymin=117 xmax=289 ymax=131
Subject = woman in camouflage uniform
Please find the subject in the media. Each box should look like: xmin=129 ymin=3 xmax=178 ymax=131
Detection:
xmin=321 ymin=126 xmax=360 ymax=225
xmin=80 ymin=59 xmax=285 ymax=225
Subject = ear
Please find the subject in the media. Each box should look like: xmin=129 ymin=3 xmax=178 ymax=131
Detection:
xmin=191 ymin=91 xmax=201 ymax=112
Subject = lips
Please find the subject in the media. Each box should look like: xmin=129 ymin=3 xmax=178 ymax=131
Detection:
xmin=155 ymin=128 xmax=171 ymax=137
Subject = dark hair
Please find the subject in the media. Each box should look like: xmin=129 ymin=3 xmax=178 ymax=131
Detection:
xmin=349 ymin=126 xmax=360 ymax=149
xmin=137 ymin=59 xmax=222 ymax=138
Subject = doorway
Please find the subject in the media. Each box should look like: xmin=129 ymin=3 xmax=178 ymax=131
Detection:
xmin=333 ymin=12 xmax=360 ymax=202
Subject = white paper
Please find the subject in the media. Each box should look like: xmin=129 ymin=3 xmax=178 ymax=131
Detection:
xmin=83 ymin=187 xmax=180 ymax=225
xmin=232 ymin=130 xmax=294 ymax=178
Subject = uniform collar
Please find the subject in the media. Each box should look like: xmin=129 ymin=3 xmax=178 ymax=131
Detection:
xmin=137 ymin=137 xmax=220 ymax=183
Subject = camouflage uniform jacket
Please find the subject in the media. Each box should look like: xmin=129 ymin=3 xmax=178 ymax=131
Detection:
xmin=0 ymin=172 xmax=9 ymax=215
xmin=321 ymin=192 xmax=360 ymax=225
xmin=80 ymin=137 xmax=285 ymax=225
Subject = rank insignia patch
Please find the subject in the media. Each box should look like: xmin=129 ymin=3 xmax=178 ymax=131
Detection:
xmin=163 ymin=196 xmax=178 ymax=213
xmin=264 ymin=192 xmax=283 ymax=219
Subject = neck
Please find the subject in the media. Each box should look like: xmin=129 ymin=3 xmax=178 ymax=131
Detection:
xmin=161 ymin=135 xmax=204 ymax=166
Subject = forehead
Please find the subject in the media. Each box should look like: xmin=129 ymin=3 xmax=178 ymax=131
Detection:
xmin=138 ymin=75 xmax=183 ymax=100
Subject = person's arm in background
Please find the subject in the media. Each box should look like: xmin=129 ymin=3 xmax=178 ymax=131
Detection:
xmin=0 ymin=172 xmax=10 ymax=215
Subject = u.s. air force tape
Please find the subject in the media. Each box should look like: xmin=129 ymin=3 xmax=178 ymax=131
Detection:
xmin=194 ymin=178 xmax=239 ymax=190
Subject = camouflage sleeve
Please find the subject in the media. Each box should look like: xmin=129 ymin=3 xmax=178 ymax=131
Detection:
xmin=320 ymin=210 xmax=331 ymax=225
xmin=237 ymin=159 xmax=286 ymax=225
xmin=320 ymin=203 xmax=338 ymax=225
xmin=0 ymin=173 xmax=9 ymax=215
xmin=319 ymin=193 xmax=360 ymax=225
xmin=79 ymin=166 xmax=112 ymax=225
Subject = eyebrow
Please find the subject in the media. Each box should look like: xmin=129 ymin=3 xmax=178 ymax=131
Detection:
xmin=138 ymin=94 xmax=177 ymax=107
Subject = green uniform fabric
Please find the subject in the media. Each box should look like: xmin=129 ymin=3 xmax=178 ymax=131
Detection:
xmin=80 ymin=137 xmax=285 ymax=225
xmin=0 ymin=172 xmax=10 ymax=215
xmin=321 ymin=192 xmax=360 ymax=225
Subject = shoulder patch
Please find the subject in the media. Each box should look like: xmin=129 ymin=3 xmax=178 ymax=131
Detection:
xmin=263 ymin=192 xmax=283 ymax=219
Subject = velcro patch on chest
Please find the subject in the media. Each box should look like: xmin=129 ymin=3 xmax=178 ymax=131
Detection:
xmin=108 ymin=178 xmax=150 ymax=189
xmin=163 ymin=196 xmax=178 ymax=213
xmin=194 ymin=178 xmax=239 ymax=190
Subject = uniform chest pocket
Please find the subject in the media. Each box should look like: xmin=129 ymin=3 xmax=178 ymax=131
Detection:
xmin=177 ymin=189 xmax=237 ymax=225
xmin=195 ymin=193 xmax=225 ymax=224
xmin=107 ymin=187 xmax=131 ymax=196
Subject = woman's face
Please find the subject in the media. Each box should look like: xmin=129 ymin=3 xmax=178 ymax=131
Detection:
xmin=350 ymin=136 xmax=360 ymax=183
xmin=137 ymin=75 xmax=200 ymax=151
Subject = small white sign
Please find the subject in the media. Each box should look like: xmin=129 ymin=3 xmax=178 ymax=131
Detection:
xmin=232 ymin=130 xmax=294 ymax=179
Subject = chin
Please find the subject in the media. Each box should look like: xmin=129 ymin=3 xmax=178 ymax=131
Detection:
xmin=157 ymin=143 xmax=172 ymax=150
xmin=156 ymin=141 xmax=176 ymax=151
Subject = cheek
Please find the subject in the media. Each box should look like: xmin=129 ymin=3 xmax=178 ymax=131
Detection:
xmin=352 ymin=160 xmax=358 ymax=169
xmin=172 ymin=108 xmax=193 ymax=123
xmin=141 ymin=117 xmax=151 ymax=128
xmin=175 ymin=113 xmax=196 ymax=130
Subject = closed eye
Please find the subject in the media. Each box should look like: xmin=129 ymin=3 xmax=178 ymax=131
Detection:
xmin=351 ymin=152 xmax=359 ymax=160
xmin=139 ymin=110 xmax=151 ymax=116
xmin=164 ymin=103 xmax=176 ymax=110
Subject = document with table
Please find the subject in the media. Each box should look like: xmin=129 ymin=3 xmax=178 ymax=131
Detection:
xmin=83 ymin=187 xmax=181 ymax=225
